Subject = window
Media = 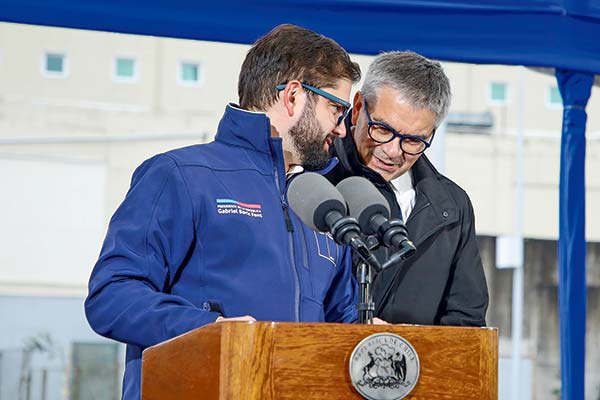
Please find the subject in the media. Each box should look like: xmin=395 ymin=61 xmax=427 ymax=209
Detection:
xmin=43 ymin=52 xmax=67 ymax=77
xmin=489 ymin=82 xmax=507 ymax=104
xmin=179 ymin=61 xmax=202 ymax=86
xmin=547 ymin=86 xmax=562 ymax=107
xmin=114 ymin=57 xmax=137 ymax=82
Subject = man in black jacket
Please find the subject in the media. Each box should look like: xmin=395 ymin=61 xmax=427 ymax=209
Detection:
xmin=326 ymin=51 xmax=488 ymax=326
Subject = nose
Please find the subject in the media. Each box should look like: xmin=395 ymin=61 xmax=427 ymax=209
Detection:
xmin=382 ymin=137 xmax=403 ymax=159
xmin=332 ymin=120 xmax=347 ymax=138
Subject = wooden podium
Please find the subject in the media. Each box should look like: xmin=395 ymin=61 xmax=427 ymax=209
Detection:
xmin=142 ymin=322 xmax=497 ymax=399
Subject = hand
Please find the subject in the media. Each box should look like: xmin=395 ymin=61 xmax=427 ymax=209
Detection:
xmin=372 ymin=317 xmax=391 ymax=325
xmin=215 ymin=315 xmax=256 ymax=323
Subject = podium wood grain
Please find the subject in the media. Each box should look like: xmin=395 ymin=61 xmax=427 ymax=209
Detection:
xmin=142 ymin=322 xmax=498 ymax=400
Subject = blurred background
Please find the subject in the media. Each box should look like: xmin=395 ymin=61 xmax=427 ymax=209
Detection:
xmin=0 ymin=22 xmax=598 ymax=400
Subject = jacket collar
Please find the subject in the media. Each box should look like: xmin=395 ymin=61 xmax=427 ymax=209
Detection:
xmin=214 ymin=104 xmax=273 ymax=155
xmin=215 ymin=103 xmax=340 ymax=176
xmin=410 ymin=157 xmax=458 ymax=221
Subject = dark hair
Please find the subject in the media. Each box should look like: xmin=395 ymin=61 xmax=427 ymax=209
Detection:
xmin=238 ymin=24 xmax=361 ymax=110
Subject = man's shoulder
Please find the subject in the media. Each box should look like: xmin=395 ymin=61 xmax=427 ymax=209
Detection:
xmin=417 ymin=157 xmax=473 ymax=210
xmin=162 ymin=143 xmax=215 ymax=165
xmin=158 ymin=141 xmax=249 ymax=171
xmin=437 ymin=173 xmax=467 ymax=195
xmin=136 ymin=140 xmax=271 ymax=184
xmin=435 ymin=173 xmax=474 ymax=212
xmin=128 ymin=144 xmax=216 ymax=185
xmin=323 ymin=159 xmax=353 ymax=185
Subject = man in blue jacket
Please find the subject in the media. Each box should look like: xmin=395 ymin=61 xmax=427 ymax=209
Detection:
xmin=85 ymin=24 xmax=361 ymax=400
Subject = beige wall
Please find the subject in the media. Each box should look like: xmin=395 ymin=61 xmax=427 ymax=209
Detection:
xmin=0 ymin=23 xmax=245 ymax=137
xmin=444 ymin=63 xmax=600 ymax=135
xmin=445 ymin=134 xmax=600 ymax=240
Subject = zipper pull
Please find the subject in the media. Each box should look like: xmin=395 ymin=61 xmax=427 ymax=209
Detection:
xmin=282 ymin=203 xmax=294 ymax=232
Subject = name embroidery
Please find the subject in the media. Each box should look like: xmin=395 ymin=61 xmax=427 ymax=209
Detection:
xmin=216 ymin=199 xmax=263 ymax=219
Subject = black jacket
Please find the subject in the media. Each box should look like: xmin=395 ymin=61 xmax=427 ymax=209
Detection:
xmin=326 ymin=125 xmax=488 ymax=326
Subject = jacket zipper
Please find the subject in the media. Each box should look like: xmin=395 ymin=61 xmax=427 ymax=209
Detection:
xmin=274 ymin=166 xmax=301 ymax=322
xmin=283 ymin=200 xmax=294 ymax=232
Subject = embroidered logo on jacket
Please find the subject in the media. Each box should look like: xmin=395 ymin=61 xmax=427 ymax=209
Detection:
xmin=216 ymin=199 xmax=263 ymax=218
xmin=314 ymin=231 xmax=336 ymax=266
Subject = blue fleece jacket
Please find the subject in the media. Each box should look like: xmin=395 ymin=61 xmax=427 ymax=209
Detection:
xmin=84 ymin=104 xmax=358 ymax=400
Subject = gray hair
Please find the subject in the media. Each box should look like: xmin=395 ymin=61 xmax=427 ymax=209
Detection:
xmin=361 ymin=51 xmax=451 ymax=128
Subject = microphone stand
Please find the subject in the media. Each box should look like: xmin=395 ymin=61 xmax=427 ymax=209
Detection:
xmin=355 ymin=225 xmax=416 ymax=323
xmin=325 ymin=213 xmax=381 ymax=324
xmin=356 ymin=261 xmax=375 ymax=324
xmin=355 ymin=235 xmax=382 ymax=324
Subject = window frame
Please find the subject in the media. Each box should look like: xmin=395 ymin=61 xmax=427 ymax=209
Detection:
xmin=42 ymin=52 xmax=68 ymax=78
xmin=488 ymin=81 xmax=509 ymax=105
xmin=177 ymin=60 xmax=203 ymax=87
xmin=112 ymin=56 xmax=139 ymax=83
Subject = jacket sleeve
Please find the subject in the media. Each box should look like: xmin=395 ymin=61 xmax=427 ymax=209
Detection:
xmin=439 ymin=195 xmax=489 ymax=326
xmin=85 ymin=154 xmax=220 ymax=349
xmin=323 ymin=246 xmax=358 ymax=323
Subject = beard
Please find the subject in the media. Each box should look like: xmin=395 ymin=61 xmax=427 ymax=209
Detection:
xmin=288 ymin=97 xmax=331 ymax=171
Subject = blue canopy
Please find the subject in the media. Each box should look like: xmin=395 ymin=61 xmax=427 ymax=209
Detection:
xmin=1 ymin=0 xmax=600 ymax=73
xmin=1 ymin=1 xmax=596 ymax=398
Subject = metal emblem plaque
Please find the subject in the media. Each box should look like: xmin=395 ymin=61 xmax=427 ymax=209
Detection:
xmin=349 ymin=333 xmax=420 ymax=400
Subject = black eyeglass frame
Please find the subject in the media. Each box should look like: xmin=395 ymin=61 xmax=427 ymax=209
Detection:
xmin=363 ymin=99 xmax=435 ymax=155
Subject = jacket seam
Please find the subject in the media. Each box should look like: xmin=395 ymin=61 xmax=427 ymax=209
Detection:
xmin=174 ymin=162 xmax=273 ymax=176
xmin=142 ymin=156 xmax=182 ymax=282
xmin=164 ymin=154 xmax=199 ymax=228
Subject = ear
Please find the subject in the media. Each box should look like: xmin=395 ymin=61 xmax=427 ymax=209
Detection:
xmin=280 ymin=80 xmax=304 ymax=117
xmin=351 ymin=91 xmax=363 ymax=125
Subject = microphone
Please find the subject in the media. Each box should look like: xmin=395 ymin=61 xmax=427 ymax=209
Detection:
xmin=336 ymin=176 xmax=416 ymax=267
xmin=287 ymin=172 xmax=381 ymax=271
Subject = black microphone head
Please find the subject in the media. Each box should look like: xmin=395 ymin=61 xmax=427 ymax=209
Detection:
xmin=287 ymin=172 xmax=347 ymax=232
xmin=336 ymin=176 xmax=390 ymax=235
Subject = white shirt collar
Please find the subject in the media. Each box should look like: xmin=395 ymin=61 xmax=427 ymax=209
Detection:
xmin=287 ymin=165 xmax=305 ymax=176
xmin=390 ymin=169 xmax=414 ymax=192
xmin=389 ymin=169 xmax=416 ymax=221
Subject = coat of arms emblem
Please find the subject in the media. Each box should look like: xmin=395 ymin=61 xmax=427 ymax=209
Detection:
xmin=349 ymin=333 xmax=420 ymax=400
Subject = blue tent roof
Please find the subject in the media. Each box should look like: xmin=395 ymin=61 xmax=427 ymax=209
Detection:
xmin=1 ymin=0 xmax=600 ymax=73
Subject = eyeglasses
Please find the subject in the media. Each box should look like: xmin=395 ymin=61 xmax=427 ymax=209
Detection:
xmin=363 ymin=99 xmax=434 ymax=155
xmin=276 ymin=82 xmax=351 ymax=126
